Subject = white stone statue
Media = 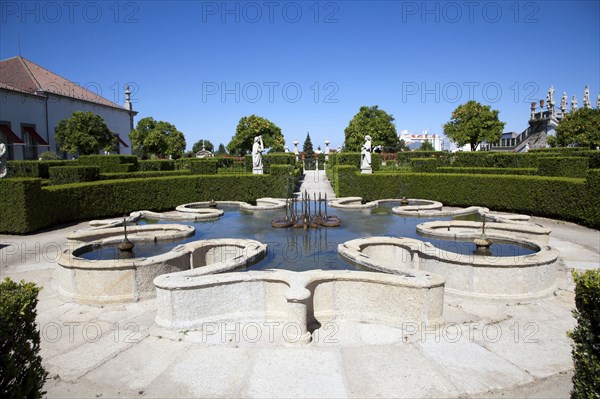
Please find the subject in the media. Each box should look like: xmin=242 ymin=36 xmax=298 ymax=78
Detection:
xmin=597 ymin=94 xmax=600 ymax=109
xmin=571 ymin=95 xmax=578 ymax=112
xmin=252 ymin=135 xmax=264 ymax=174
xmin=0 ymin=143 xmax=7 ymax=178
xmin=361 ymin=135 xmax=372 ymax=173
xmin=546 ymin=86 xmax=555 ymax=109
xmin=583 ymin=85 xmax=591 ymax=109
xmin=560 ymin=92 xmax=568 ymax=113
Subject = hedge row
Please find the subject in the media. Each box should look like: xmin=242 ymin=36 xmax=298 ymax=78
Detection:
xmin=331 ymin=166 xmax=600 ymax=228
xmin=0 ymin=174 xmax=295 ymax=233
xmin=452 ymin=150 xmax=600 ymax=169
xmin=100 ymin=170 xmax=191 ymax=180
xmin=7 ymin=160 xmax=69 ymax=178
xmin=243 ymin=153 xmax=296 ymax=172
xmin=138 ymin=159 xmax=175 ymax=171
xmin=0 ymin=278 xmax=47 ymax=398
xmin=327 ymin=152 xmax=381 ymax=171
xmin=190 ymin=159 xmax=218 ymax=175
xmin=436 ymin=167 xmax=538 ymax=175
xmin=48 ymin=166 xmax=100 ymax=185
xmin=537 ymin=157 xmax=589 ymax=178
xmin=77 ymin=155 xmax=138 ymax=172
xmin=569 ymin=269 xmax=600 ymax=397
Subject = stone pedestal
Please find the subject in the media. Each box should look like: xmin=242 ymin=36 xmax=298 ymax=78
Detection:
xmin=361 ymin=168 xmax=372 ymax=174
xmin=252 ymin=168 xmax=263 ymax=175
xmin=284 ymin=286 xmax=312 ymax=344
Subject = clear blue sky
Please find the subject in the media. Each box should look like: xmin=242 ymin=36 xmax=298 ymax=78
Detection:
xmin=1 ymin=0 xmax=599 ymax=151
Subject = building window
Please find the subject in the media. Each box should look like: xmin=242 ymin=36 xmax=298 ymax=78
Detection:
xmin=22 ymin=126 xmax=38 ymax=160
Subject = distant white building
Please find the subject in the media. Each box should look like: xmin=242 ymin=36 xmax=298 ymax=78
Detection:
xmin=0 ymin=56 xmax=137 ymax=160
xmin=399 ymin=130 xmax=443 ymax=151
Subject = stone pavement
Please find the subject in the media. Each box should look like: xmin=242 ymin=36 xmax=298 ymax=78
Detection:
xmin=297 ymin=169 xmax=336 ymax=199
xmin=1 ymin=207 xmax=598 ymax=397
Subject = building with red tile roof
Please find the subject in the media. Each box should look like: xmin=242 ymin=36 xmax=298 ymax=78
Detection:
xmin=0 ymin=56 xmax=137 ymax=159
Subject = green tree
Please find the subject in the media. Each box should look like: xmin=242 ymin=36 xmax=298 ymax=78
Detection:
xmin=343 ymin=106 xmax=398 ymax=151
xmin=556 ymin=108 xmax=600 ymax=148
xmin=443 ymin=101 xmax=505 ymax=151
xmin=55 ymin=111 xmax=117 ymax=155
xmin=216 ymin=143 xmax=227 ymax=155
xmin=303 ymin=132 xmax=314 ymax=158
xmin=418 ymin=140 xmax=435 ymax=151
xmin=227 ymin=115 xmax=284 ymax=155
xmin=192 ymin=139 xmax=214 ymax=153
xmin=130 ymin=117 xmax=186 ymax=159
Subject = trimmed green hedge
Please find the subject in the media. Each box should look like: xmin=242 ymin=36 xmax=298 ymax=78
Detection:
xmin=138 ymin=159 xmax=175 ymax=171
xmin=0 ymin=174 xmax=294 ymax=233
xmin=7 ymin=160 xmax=69 ymax=178
xmin=100 ymin=170 xmax=190 ymax=180
xmin=0 ymin=278 xmax=47 ymax=398
xmin=410 ymin=158 xmax=438 ymax=172
xmin=437 ymin=167 xmax=538 ymax=175
xmin=569 ymin=269 xmax=600 ymax=398
xmin=243 ymin=153 xmax=296 ymax=173
xmin=332 ymin=165 xmax=599 ymax=228
xmin=77 ymin=155 xmax=139 ymax=172
xmin=49 ymin=166 xmax=100 ymax=185
xmin=190 ymin=159 xmax=218 ymax=175
xmin=396 ymin=151 xmax=452 ymax=166
xmin=538 ymin=157 xmax=589 ymax=178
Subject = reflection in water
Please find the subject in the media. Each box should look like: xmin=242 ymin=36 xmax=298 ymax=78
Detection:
xmin=81 ymin=202 xmax=535 ymax=270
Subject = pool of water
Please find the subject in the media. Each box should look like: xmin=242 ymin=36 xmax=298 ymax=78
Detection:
xmin=78 ymin=203 xmax=535 ymax=270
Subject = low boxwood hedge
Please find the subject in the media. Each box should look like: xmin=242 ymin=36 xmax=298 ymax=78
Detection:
xmin=138 ymin=159 xmax=175 ymax=171
xmin=335 ymin=152 xmax=381 ymax=171
xmin=436 ymin=167 xmax=537 ymax=175
xmin=569 ymin=269 xmax=600 ymax=397
xmin=0 ymin=278 xmax=47 ymax=398
xmin=77 ymin=155 xmax=138 ymax=172
xmin=331 ymin=165 xmax=599 ymax=228
xmin=48 ymin=166 xmax=100 ymax=185
xmin=537 ymin=157 xmax=589 ymax=178
xmin=7 ymin=160 xmax=69 ymax=178
xmin=410 ymin=158 xmax=438 ymax=172
xmin=0 ymin=173 xmax=294 ymax=233
xmin=190 ymin=159 xmax=218 ymax=175
xmin=100 ymin=170 xmax=191 ymax=180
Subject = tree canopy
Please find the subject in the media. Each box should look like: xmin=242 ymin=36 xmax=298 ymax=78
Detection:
xmin=555 ymin=108 xmax=600 ymax=148
xmin=216 ymin=143 xmax=227 ymax=155
xmin=192 ymin=139 xmax=214 ymax=153
xmin=55 ymin=111 xmax=117 ymax=155
xmin=303 ymin=132 xmax=314 ymax=158
xmin=130 ymin=117 xmax=186 ymax=159
xmin=418 ymin=140 xmax=435 ymax=151
xmin=443 ymin=101 xmax=505 ymax=151
xmin=343 ymin=106 xmax=398 ymax=151
xmin=227 ymin=115 xmax=284 ymax=155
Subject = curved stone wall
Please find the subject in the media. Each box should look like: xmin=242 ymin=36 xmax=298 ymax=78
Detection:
xmin=57 ymin=238 xmax=266 ymax=305
xmin=66 ymin=224 xmax=195 ymax=244
xmin=416 ymin=220 xmax=551 ymax=245
xmin=154 ymin=269 xmax=445 ymax=336
xmin=338 ymin=236 xmax=558 ymax=301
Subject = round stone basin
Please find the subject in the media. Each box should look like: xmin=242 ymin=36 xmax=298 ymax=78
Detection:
xmin=57 ymin=238 xmax=267 ymax=305
xmin=338 ymin=236 xmax=559 ymax=301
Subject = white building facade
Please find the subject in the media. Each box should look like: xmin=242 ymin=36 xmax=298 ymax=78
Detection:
xmin=398 ymin=130 xmax=444 ymax=151
xmin=0 ymin=56 xmax=136 ymax=160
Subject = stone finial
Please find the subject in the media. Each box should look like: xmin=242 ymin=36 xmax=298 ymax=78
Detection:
xmin=597 ymin=94 xmax=600 ymax=109
xmin=571 ymin=95 xmax=578 ymax=112
xmin=546 ymin=85 xmax=555 ymax=109
xmin=124 ymin=84 xmax=133 ymax=111
xmin=583 ymin=85 xmax=591 ymax=109
xmin=560 ymin=92 xmax=567 ymax=114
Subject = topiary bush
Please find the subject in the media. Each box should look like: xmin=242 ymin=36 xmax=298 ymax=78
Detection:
xmin=569 ymin=269 xmax=600 ymax=398
xmin=0 ymin=278 xmax=48 ymax=398
xmin=49 ymin=166 xmax=100 ymax=185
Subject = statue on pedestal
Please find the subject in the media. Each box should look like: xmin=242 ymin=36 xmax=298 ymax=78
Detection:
xmin=360 ymin=135 xmax=372 ymax=174
xmin=252 ymin=135 xmax=264 ymax=174
xmin=560 ymin=92 xmax=568 ymax=115
xmin=571 ymin=96 xmax=578 ymax=112
xmin=546 ymin=86 xmax=555 ymax=109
